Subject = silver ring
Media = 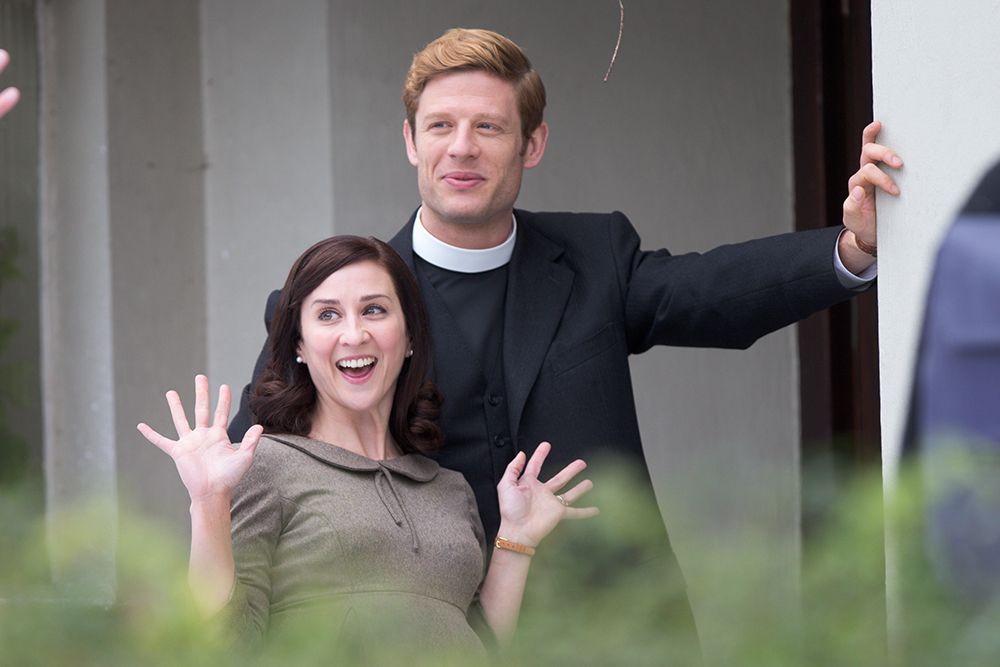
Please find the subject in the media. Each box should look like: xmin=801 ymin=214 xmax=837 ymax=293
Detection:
xmin=556 ymin=494 xmax=568 ymax=506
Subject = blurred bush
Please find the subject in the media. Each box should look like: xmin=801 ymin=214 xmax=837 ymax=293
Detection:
xmin=2 ymin=456 xmax=999 ymax=666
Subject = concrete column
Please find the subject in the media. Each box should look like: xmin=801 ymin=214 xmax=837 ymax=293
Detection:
xmin=38 ymin=0 xmax=116 ymax=601
xmin=106 ymin=0 xmax=207 ymax=533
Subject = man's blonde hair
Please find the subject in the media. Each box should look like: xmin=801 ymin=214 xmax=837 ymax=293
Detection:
xmin=402 ymin=28 xmax=546 ymax=144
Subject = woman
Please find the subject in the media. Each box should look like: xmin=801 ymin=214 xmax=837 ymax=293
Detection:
xmin=137 ymin=236 xmax=596 ymax=660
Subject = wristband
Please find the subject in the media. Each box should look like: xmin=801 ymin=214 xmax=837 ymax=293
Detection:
xmin=495 ymin=536 xmax=536 ymax=556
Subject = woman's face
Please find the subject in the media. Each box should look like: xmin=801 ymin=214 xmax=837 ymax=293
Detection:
xmin=297 ymin=260 xmax=410 ymax=423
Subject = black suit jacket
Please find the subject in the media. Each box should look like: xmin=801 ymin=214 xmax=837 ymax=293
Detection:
xmin=232 ymin=209 xmax=852 ymax=539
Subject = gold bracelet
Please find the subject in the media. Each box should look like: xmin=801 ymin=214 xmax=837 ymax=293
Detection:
xmin=495 ymin=536 xmax=536 ymax=556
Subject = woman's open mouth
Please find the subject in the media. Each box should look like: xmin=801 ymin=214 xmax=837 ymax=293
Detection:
xmin=336 ymin=356 xmax=377 ymax=383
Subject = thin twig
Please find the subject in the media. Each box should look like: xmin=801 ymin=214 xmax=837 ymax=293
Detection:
xmin=603 ymin=0 xmax=624 ymax=82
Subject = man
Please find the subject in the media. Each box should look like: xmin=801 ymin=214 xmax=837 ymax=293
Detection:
xmin=230 ymin=28 xmax=900 ymax=644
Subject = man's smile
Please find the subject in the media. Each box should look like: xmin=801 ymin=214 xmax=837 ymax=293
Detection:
xmin=443 ymin=171 xmax=486 ymax=189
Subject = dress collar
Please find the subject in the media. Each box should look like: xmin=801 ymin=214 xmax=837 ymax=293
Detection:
xmin=264 ymin=434 xmax=439 ymax=482
xmin=411 ymin=207 xmax=516 ymax=273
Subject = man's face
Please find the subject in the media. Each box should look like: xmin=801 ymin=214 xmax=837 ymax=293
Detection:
xmin=404 ymin=70 xmax=547 ymax=246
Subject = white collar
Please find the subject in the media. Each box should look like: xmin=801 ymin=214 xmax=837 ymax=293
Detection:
xmin=411 ymin=208 xmax=516 ymax=273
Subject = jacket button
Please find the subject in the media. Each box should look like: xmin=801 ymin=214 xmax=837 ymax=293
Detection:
xmin=493 ymin=434 xmax=509 ymax=448
xmin=488 ymin=393 xmax=503 ymax=407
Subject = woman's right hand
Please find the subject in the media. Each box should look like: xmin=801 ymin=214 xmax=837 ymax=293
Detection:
xmin=138 ymin=374 xmax=263 ymax=503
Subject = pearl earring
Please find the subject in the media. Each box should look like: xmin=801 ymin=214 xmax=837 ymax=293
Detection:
xmin=405 ymin=348 xmax=413 ymax=358
xmin=295 ymin=355 xmax=304 ymax=364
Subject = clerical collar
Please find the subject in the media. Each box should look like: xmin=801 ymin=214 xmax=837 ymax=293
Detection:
xmin=412 ymin=208 xmax=516 ymax=273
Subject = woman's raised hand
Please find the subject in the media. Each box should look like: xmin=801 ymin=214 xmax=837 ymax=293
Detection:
xmin=137 ymin=374 xmax=263 ymax=502
xmin=496 ymin=441 xmax=599 ymax=548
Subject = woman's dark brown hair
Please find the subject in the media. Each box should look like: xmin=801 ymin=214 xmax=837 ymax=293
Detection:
xmin=249 ymin=236 xmax=442 ymax=454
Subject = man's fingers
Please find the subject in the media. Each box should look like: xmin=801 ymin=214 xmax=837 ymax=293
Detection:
xmin=861 ymin=120 xmax=882 ymax=148
xmin=137 ymin=422 xmax=174 ymax=454
xmin=165 ymin=389 xmax=191 ymax=436
xmin=522 ymin=441 xmax=551 ymax=480
xmin=843 ymin=190 xmax=864 ymax=221
xmin=214 ymin=384 xmax=231 ymax=429
xmin=848 ymin=163 xmax=899 ymax=196
xmin=193 ymin=374 xmax=211 ymax=427
xmin=860 ymin=141 xmax=903 ymax=170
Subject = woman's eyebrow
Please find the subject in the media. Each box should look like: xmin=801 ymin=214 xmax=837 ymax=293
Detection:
xmin=308 ymin=294 xmax=390 ymax=306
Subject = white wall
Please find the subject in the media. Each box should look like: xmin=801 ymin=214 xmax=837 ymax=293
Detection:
xmin=872 ymin=0 xmax=1000 ymax=479
xmin=872 ymin=0 xmax=1000 ymax=649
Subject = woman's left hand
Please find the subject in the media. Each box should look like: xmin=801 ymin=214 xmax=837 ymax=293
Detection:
xmin=496 ymin=441 xmax=598 ymax=547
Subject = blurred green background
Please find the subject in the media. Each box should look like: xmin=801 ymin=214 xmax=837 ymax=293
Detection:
xmin=3 ymin=458 xmax=999 ymax=667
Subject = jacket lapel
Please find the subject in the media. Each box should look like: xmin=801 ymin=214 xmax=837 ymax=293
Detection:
xmin=503 ymin=212 xmax=574 ymax=440
xmin=388 ymin=212 xmax=417 ymax=268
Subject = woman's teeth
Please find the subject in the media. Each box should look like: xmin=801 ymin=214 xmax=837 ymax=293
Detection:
xmin=337 ymin=357 xmax=376 ymax=370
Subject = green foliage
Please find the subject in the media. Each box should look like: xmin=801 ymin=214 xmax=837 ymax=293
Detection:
xmin=510 ymin=462 xmax=702 ymax=666
xmin=2 ymin=459 xmax=1000 ymax=665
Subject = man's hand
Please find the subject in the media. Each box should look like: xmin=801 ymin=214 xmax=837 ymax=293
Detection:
xmin=0 ymin=50 xmax=20 ymax=119
xmin=840 ymin=120 xmax=903 ymax=273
